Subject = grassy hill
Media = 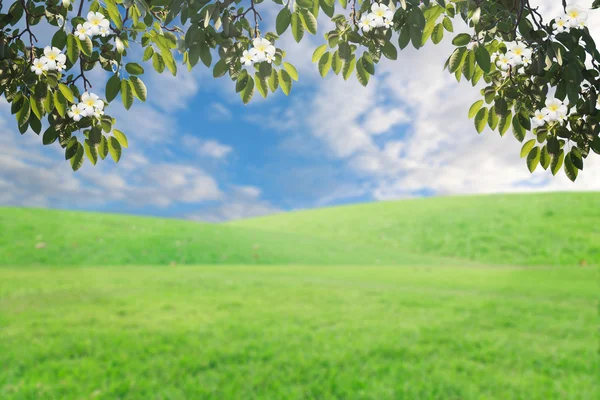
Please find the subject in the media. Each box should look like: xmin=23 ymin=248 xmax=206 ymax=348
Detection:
xmin=1 ymin=192 xmax=599 ymax=266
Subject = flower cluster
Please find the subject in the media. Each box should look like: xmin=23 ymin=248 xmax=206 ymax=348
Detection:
xmin=75 ymin=12 xmax=111 ymax=40
xmin=553 ymin=4 xmax=588 ymax=33
xmin=359 ymin=3 xmax=393 ymax=33
xmin=241 ymin=38 xmax=276 ymax=67
xmin=493 ymin=41 xmax=532 ymax=76
xmin=532 ymin=98 xmax=568 ymax=127
xmin=30 ymin=46 xmax=66 ymax=75
xmin=67 ymin=92 xmax=105 ymax=122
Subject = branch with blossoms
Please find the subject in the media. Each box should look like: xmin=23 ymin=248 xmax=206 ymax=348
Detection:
xmin=1 ymin=0 xmax=600 ymax=180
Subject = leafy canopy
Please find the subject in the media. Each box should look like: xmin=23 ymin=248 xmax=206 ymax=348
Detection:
xmin=1 ymin=0 xmax=600 ymax=180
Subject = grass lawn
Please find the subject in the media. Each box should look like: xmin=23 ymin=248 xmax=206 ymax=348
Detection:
xmin=1 ymin=265 xmax=597 ymax=399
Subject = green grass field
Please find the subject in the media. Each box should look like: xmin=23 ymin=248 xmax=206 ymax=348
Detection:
xmin=0 ymin=193 xmax=599 ymax=399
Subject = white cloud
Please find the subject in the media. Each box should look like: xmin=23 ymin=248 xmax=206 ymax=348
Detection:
xmin=181 ymin=135 xmax=233 ymax=159
xmin=188 ymin=185 xmax=281 ymax=222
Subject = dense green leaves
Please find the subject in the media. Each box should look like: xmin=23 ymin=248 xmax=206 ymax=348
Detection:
xmin=1 ymin=0 xmax=598 ymax=180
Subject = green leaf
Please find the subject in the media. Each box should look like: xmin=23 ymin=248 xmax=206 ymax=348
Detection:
xmin=382 ymin=42 xmax=398 ymax=60
xmin=76 ymin=36 xmax=93 ymax=57
xmin=84 ymin=139 xmax=98 ymax=166
xmin=112 ymin=129 xmax=129 ymax=148
xmin=474 ymin=107 xmax=488 ymax=133
xmin=70 ymin=142 xmax=85 ymax=171
xmin=291 ymin=12 xmax=304 ymax=43
xmin=255 ymin=74 xmax=268 ymax=98
xmin=98 ymin=135 xmax=109 ymax=160
xmin=52 ymin=29 xmax=67 ymax=49
xmin=498 ymin=111 xmax=511 ymax=136
xmin=312 ymin=44 xmax=328 ymax=63
xmin=520 ymin=139 xmax=536 ymax=158
xmin=570 ymin=147 xmax=583 ymax=170
xmin=468 ymin=100 xmax=483 ymax=119
xmin=162 ymin=49 xmax=178 ymax=75
xmin=564 ymin=151 xmax=578 ymax=181
xmin=343 ymin=55 xmax=356 ymax=81
xmin=448 ymin=47 xmax=466 ymax=73
xmin=241 ymin=75 xmax=255 ymax=103
xmin=512 ymin=114 xmax=526 ymax=142
xmin=283 ymin=62 xmax=299 ymax=81
xmin=362 ymin=52 xmax=375 ymax=75
xmin=268 ymin=69 xmax=279 ymax=92
xmin=452 ymin=33 xmax=471 ymax=46
xmin=398 ymin=25 xmax=410 ymax=50
xmin=279 ymin=70 xmax=292 ymax=95
xmin=318 ymin=52 xmax=332 ymax=78
xmin=462 ymin=50 xmax=475 ymax=79
xmin=276 ymin=6 xmax=292 ymax=35
xmin=431 ymin=24 xmax=444 ymax=44
xmin=526 ymin=146 xmax=540 ymax=173
xmin=300 ymin=10 xmax=317 ymax=35
xmin=53 ymin=91 xmax=67 ymax=117
xmin=105 ymin=0 xmax=123 ymax=30
xmin=42 ymin=126 xmax=58 ymax=145
xmin=58 ymin=84 xmax=74 ymax=103
xmin=355 ymin=57 xmax=370 ymax=86
xmin=592 ymin=135 xmax=600 ymax=155
xmin=129 ymin=76 xmax=147 ymax=102
xmin=331 ymin=51 xmax=342 ymax=75
xmin=125 ymin=62 xmax=145 ymax=75
xmin=106 ymin=74 xmax=121 ymax=103
xmin=488 ymin=109 xmax=498 ymax=130
xmin=442 ymin=16 xmax=453 ymax=32
xmin=213 ymin=59 xmax=228 ymax=78
xmin=540 ymin=145 xmax=551 ymax=169
xmin=108 ymin=136 xmax=122 ymax=163
xmin=65 ymin=137 xmax=78 ymax=160
xmin=121 ymin=79 xmax=134 ymax=110
xmin=296 ymin=0 xmax=313 ymax=8
xmin=152 ymin=52 xmax=165 ymax=73
xmin=551 ymin=149 xmax=564 ymax=176
xmin=143 ymin=46 xmax=154 ymax=61
xmin=475 ymin=45 xmax=491 ymax=73
xmin=66 ymin=34 xmax=80 ymax=64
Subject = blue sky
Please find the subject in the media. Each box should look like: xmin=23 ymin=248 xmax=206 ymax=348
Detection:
xmin=1 ymin=1 xmax=599 ymax=221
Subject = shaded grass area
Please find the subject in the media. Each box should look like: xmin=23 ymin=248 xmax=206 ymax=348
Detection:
xmin=230 ymin=192 xmax=600 ymax=266
xmin=1 ymin=265 xmax=597 ymax=399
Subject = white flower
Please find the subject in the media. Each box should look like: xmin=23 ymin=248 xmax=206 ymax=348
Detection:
xmin=265 ymin=52 xmax=274 ymax=64
xmin=99 ymin=26 xmax=111 ymax=37
xmin=532 ymin=110 xmax=546 ymax=127
xmin=62 ymin=0 xmax=71 ymax=6
xmin=542 ymin=98 xmax=568 ymax=122
xmin=252 ymin=38 xmax=275 ymax=55
xmin=370 ymin=3 xmax=393 ymax=27
xmin=67 ymin=103 xmax=86 ymax=121
xmin=56 ymin=60 xmax=65 ymax=72
xmin=40 ymin=46 xmax=66 ymax=71
xmin=75 ymin=24 xmax=89 ymax=40
xmin=241 ymin=50 xmax=254 ymax=66
xmin=577 ymin=19 xmax=587 ymax=29
xmin=521 ymin=55 xmax=532 ymax=67
xmin=250 ymin=47 xmax=265 ymax=63
xmin=359 ymin=15 xmax=374 ymax=32
xmin=86 ymin=11 xmax=110 ymax=36
xmin=507 ymin=42 xmax=531 ymax=59
xmin=93 ymin=108 xmax=104 ymax=119
xmin=566 ymin=5 xmax=587 ymax=27
xmin=382 ymin=18 xmax=392 ymax=29
xmin=30 ymin=58 xmax=47 ymax=75
xmin=496 ymin=55 xmax=512 ymax=71
xmin=80 ymin=92 xmax=104 ymax=116
xmin=553 ymin=16 xmax=570 ymax=33
xmin=506 ymin=51 xmax=522 ymax=66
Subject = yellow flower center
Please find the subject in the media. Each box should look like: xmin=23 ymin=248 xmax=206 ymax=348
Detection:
xmin=549 ymin=105 xmax=558 ymax=111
